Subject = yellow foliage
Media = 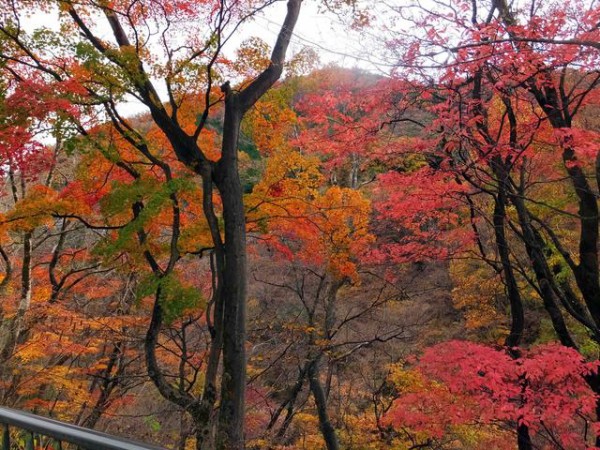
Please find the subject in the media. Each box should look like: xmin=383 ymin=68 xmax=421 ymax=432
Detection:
xmin=5 ymin=185 xmax=60 ymax=231
xmin=247 ymin=149 xmax=374 ymax=280
xmin=4 ymin=183 xmax=93 ymax=233
xmin=388 ymin=363 xmax=425 ymax=395
xmin=245 ymin=100 xmax=298 ymax=155
xmin=249 ymin=147 xmax=323 ymax=200
xmin=339 ymin=414 xmax=394 ymax=450
xmin=449 ymin=258 xmax=509 ymax=340
xmin=289 ymin=412 xmax=326 ymax=450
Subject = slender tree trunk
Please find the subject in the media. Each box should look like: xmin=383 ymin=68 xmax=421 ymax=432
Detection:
xmin=506 ymin=30 xmax=600 ymax=326
xmin=0 ymin=231 xmax=32 ymax=359
xmin=517 ymin=421 xmax=533 ymax=450
xmin=196 ymin=175 xmax=226 ymax=449
xmin=492 ymin=178 xmax=531 ymax=448
xmin=308 ymin=358 xmax=340 ymax=450
xmin=303 ymin=279 xmax=344 ymax=449
xmin=275 ymin=372 xmax=306 ymax=440
xmin=79 ymin=342 xmax=125 ymax=429
xmin=491 ymin=174 xmax=525 ymax=348
xmin=510 ymin=193 xmax=577 ymax=348
xmin=268 ymin=365 xmax=307 ymax=433
xmin=565 ymin=145 xmax=600 ymax=326
xmin=0 ymin=245 xmax=12 ymax=297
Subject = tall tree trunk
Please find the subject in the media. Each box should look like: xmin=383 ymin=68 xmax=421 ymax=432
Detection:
xmin=495 ymin=0 xmax=600 ymax=327
xmin=308 ymin=358 xmax=340 ymax=450
xmin=517 ymin=420 xmax=533 ymax=450
xmin=215 ymin=92 xmax=247 ymax=450
xmin=196 ymin=175 xmax=226 ymax=449
xmin=211 ymin=4 xmax=302 ymax=444
xmin=0 ymin=231 xmax=32 ymax=360
xmin=492 ymin=177 xmax=532 ymax=449
xmin=509 ymin=193 xmax=577 ymax=348
xmin=491 ymin=173 xmax=525 ymax=348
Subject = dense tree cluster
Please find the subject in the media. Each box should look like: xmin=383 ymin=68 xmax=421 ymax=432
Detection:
xmin=1 ymin=0 xmax=600 ymax=449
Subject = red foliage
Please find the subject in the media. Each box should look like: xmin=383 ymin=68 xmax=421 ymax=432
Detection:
xmin=294 ymin=68 xmax=391 ymax=170
xmin=0 ymin=74 xmax=81 ymax=181
xmin=372 ymin=168 xmax=474 ymax=264
xmin=386 ymin=341 xmax=599 ymax=448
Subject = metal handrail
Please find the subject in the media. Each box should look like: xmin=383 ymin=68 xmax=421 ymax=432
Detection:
xmin=0 ymin=407 xmax=166 ymax=450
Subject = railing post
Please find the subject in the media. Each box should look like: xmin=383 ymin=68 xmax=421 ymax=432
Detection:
xmin=2 ymin=424 xmax=9 ymax=450
xmin=25 ymin=430 xmax=34 ymax=450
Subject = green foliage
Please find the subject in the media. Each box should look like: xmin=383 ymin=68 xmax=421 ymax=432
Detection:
xmin=75 ymin=41 xmax=101 ymax=61
xmin=62 ymin=135 xmax=82 ymax=156
xmin=136 ymin=273 xmax=204 ymax=323
xmin=239 ymin=133 xmax=260 ymax=160
xmin=534 ymin=316 xmax=600 ymax=357
xmin=143 ymin=415 xmax=162 ymax=433
xmin=570 ymin=322 xmax=600 ymax=359
xmin=96 ymin=177 xmax=193 ymax=258
xmin=31 ymin=27 xmax=64 ymax=48
xmin=75 ymin=41 xmax=131 ymax=97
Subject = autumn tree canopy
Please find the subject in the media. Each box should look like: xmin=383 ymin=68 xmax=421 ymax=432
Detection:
xmin=1 ymin=0 xmax=600 ymax=449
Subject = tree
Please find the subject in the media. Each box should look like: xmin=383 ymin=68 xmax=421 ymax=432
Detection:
xmin=377 ymin=0 xmax=600 ymax=445
xmin=385 ymin=341 xmax=599 ymax=449
xmin=0 ymin=1 xmax=304 ymax=447
xmin=0 ymin=69 xmax=141 ymax=432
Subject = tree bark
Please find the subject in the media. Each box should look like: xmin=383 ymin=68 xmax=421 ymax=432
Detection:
xmin=517 ymin=421 xmax=533 ymax=450
xmin=212 ymin=3 xmax=302 ymax=446
xmin=495 ymin=0 xmax=600 ymax=329
xmin=308 ymin=358 xmax=340 ymax=450
xmin=214 ymin=90 xmax=247 ymax=450
xmin=0 ymin=231 xmax=32 ymax=360
xmin=509 ymin=192 xmax=577 ymax=348
xmin=491 ymin=171 xmax=525 ymax=348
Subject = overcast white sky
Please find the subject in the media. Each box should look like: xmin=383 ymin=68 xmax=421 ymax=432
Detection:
xmin=25 ymin=1 xmax=387 ymax=70
xmin=24 ymin=1 xmax=387 ymax=116
xmin=246 ymin=1 xmax=388 ymax=71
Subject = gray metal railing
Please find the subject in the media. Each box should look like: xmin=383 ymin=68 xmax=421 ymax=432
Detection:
xmin=0 ymin=407 xmax=166 ymax=450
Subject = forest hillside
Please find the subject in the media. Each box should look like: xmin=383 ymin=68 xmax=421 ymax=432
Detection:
xmin=1 ymin=1 xmax=600 ymax=449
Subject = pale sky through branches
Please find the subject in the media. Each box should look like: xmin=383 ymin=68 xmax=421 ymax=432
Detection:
xmin=24 ymin=1 xmax=385 ymax=117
